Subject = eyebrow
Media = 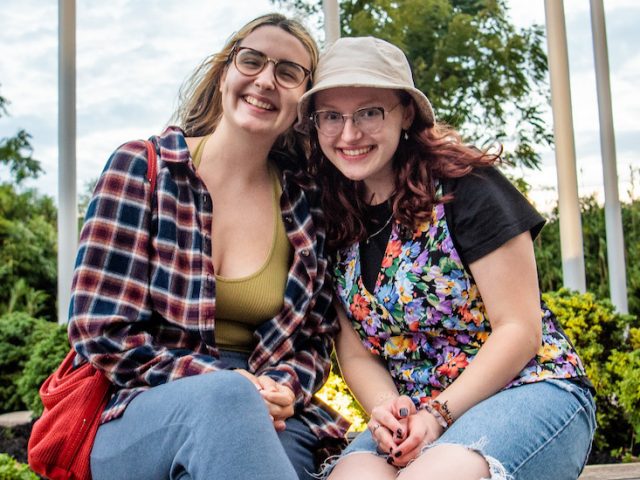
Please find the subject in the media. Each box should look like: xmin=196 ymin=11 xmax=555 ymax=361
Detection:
xmin=314 ymin=102 xmax=384 ymax=111
xmin=238 ymin=45 xmax=310 ymax=69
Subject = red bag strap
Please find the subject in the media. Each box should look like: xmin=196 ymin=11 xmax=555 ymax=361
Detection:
xmin=145 ymin=140 xmax=157 ymax=196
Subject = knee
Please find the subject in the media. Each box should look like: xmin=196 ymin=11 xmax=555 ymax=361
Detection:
xmin=399 ymin=444 xmax=495 ymax=480
xmin=181 ymin=370 xmax=265 ymax=412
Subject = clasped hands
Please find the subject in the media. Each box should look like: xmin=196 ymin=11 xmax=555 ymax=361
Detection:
xmin=235 ymin=369 xmax=295 ymax=431
xmin=368 ymin=395 xmax=444 ymax=467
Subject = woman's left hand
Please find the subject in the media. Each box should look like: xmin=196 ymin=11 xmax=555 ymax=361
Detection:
xmin=256 ymin=374 xmax=295 ymax=431
xmin=390 ymin=409 xmax=444 ymax=467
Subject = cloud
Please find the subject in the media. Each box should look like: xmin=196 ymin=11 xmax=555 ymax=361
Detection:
xmin=1 ymin=1 xmax=638 ymax=208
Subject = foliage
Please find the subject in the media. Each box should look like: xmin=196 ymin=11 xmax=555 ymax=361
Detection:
xmin=0 ymin=91 xmax=42 ymax=184
xmin=0 ymin=184 xmax=57 ymax=320
xmin=0 ymin=313 xmax=51 ymax=413
xmin=0 ymin=454 xmax=38 ymax=480
xmin=16 ymin=323 xmax=69 ymax=416
xmin=271 ymin=0 xmax=551 ymax=169
xmin=316 ymin=370 xmax=367 ymax=432
xmin=536 ymin=195 xmax=640 ymax=319
xmin=543 ymin=289 xmax=639 ymax=460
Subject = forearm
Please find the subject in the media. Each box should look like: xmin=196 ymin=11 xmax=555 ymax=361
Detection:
xmin=434 ymin=321 xmax=539 ymax=420
xmin=340 ymin=353 xmax=399 ymax=414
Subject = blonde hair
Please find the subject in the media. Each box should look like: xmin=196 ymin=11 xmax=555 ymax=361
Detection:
xmin=175 ymin=13 xmax=318 ymax=156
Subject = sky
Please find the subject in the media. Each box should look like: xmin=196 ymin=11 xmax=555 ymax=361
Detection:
xmin=0 ymin=0 xmax=638 ymax=214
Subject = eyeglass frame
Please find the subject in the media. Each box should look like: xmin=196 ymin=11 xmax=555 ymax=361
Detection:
xmin=229 ymin=46 xmax=312 ymax=89
xmin=309 ymin=103 xmax=402 ymax=136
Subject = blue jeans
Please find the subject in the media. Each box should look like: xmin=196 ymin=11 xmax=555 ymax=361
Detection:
xmin=334 ymin=379 xmax=596 ymax=480
xmin=91 ymin=351 xmax=320 ymax=480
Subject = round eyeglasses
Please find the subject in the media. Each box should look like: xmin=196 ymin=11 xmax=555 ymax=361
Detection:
xmin=310 ymin=104 xmax=401 ymax=136
xmin=231 ymin=46 xmax=312 ymax=89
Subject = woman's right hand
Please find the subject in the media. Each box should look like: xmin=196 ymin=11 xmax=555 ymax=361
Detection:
xmin=234 ymin=369 xmax=294 ymax=431
xmin=391 ymin=409 xmax=444 ymax=466
xmin=368 ymin=395 xmax=416 ymax=457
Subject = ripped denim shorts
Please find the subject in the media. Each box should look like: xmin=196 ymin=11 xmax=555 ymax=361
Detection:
xmin=319 ymin=379 xmax=596 ymax=480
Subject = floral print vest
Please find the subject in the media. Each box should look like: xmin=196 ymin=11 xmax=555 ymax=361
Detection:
xmin=333 ymin=200 xmax=588 ymax=405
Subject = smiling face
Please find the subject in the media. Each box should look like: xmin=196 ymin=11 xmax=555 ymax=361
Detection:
xmin=314 ymin=87 xmax=415 ymax=203
xmin=219 ymin=25 xmax=312 ymax=142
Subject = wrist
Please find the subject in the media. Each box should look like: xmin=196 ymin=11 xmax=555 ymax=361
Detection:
xmin=420 ymin=398 xmax=454 ymax=430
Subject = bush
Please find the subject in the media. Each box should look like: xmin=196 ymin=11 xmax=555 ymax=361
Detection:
xmin=0 ymin=312 xmax=69 ymax=413
xmin=316 ymin=370 xmax=367 ymax=433
xmin=0 ymin=313 xmax=57 ymax=413
xmin=16 ymin=323 xmax=69 ymax=416
xmin=0 ymin=453 xmax=38 ymax=480
xmin=543 ymin=289 xmax=640 ymax=461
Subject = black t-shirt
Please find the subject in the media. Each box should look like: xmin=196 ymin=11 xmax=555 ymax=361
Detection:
xmin=360 ymin=166 xmax=545 ymax=292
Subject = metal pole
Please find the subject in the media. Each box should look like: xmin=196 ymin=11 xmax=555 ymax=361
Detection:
xmin=544 ymin=0 xmax=586 ymax=293
xmin=323 ymin=0 xmax=340 ymax=45
xmin=58 ymin=0 xmax=78 ymax=324
xmin=589 ymin=0 xmax=628 ymax=313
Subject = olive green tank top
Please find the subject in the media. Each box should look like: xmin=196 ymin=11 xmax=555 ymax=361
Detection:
xmin=191 ymin=135 xmax=292 ymax=353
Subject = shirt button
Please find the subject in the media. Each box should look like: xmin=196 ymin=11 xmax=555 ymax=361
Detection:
xmin=301 ymin=249 xmax=309 ymax=257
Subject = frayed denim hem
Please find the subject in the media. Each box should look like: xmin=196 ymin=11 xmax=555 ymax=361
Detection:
xmin=420 ymin=438 xmax=512 ymax=480
xmin=312 ymin=450 xmax=386 ymax=479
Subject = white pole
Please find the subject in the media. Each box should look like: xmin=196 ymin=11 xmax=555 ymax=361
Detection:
xmin=58 ymin=0 xmax=78 ymax=324
xmin=323 ymin=0 xmax=340 ymax=45
xmin=544 ymin=0 xmax=586 ymax=293
xmin=589 ymin=0 xmax=628 ymax=314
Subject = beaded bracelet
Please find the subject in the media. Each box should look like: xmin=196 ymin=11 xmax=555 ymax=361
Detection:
xmin=421 ymin=399 xmax=454 ymax=430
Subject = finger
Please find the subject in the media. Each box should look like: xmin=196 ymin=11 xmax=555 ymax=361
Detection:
xmin=260 ymin=389 xmax=293 ymax=406
xmin=369 ymin=421 xmax=397 ymax=456
xmin=263 ymin=401 xmax=294 ymax=422
xmin=392 ymin=443 xmax=423 ymax=467
xmin=234 ymin=369 xmax=262 ymax=390
xmin=394 ymin=412 xmax=432 ymax=454
xmin=256 ymin=375 xmax=279 ymax=392
xmin=273 ymin=419 xmax=287 ymax=432
xmin=393 ymin=395 xmax=417 ymax=419
xmin=371 ymin=409 xmax=407 ymax=445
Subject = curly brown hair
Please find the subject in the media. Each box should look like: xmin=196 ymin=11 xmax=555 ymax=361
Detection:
xmin=308 ymin=92 xmax=501 ymax=251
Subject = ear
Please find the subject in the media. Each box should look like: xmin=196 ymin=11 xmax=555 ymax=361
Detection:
xmin=401 ymin=101 xmax=416 ymax=130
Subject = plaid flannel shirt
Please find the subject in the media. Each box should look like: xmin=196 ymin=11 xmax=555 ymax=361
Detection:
xmin=68 ymin=126 xmax=349 ymax=441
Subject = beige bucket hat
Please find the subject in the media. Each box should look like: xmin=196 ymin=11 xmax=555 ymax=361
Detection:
xmin=295 ymin=36 xmax=435 ymax=133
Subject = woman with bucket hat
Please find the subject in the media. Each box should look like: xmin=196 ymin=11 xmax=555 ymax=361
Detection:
xmin=297 ymin=36 xmax=595 ymax=479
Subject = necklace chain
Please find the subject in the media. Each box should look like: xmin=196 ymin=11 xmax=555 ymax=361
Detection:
xmin=365 ymin=213 xmax=394 ymax=244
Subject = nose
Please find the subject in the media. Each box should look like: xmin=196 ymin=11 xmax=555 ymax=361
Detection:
xmin=254 ymin=62 xmax=277 ymax=90
xmin=340 ymin=116 xmax=363 ymax=142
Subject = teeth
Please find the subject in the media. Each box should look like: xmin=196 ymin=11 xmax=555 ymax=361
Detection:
xmin=244 ymin=95 xmax=274 ymax=110
xmin=342 ymin=147 xmax=371 ymax=156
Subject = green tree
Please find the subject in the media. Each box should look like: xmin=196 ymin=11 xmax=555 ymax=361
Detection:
xmin=0 ymin=90 xmax=43 ymax=183
xmin=0 ymin=89 xmax=57 ymax=320
xmin=535 ymin=195 xmax=640 ymax=320
xmin=273 ymin=0 xmax=550 ymax=168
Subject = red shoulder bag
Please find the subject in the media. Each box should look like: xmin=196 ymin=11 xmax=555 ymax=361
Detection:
xmin=28 ymin=140 xmax=158 ymax=480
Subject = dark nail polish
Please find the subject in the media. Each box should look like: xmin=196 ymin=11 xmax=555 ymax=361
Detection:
xmin=386 ymin=456 xmax=394 ymax=465
xmin=396 ymin=428 xmax=403 ymax=438
xmin=399 ymin=407 xmax=408 ymax=417
xmin=394 ymin=451 xmax=402 ymax=458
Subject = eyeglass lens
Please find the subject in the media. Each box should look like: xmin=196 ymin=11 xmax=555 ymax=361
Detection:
xmin=314 ymin=107 xmax=386 ymax=135
xmin=234 ymin=48 xmax=308 ymax=88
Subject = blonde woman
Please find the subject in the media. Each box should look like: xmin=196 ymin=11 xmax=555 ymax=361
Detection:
xmin=68 ymin=14 xmax=347 ymax=480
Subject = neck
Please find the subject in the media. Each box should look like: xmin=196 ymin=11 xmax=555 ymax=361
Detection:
xmin=364 ymin=181 xmax=395 ymax=206
xmin=201 ymin=119 xmax=276 ymax=185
